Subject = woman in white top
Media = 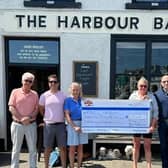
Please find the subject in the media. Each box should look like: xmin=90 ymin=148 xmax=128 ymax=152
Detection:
xmin=129 ymin=77 xmax=158 ymax=168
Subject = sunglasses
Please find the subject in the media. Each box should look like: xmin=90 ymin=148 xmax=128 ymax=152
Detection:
xmin=48 ymin=80 xmax=58 ymax=84
xmin=162 ymin=80 xmax=168 ymax=84
xmin=139 ymin=85 xmax=147 ymax=88
xmin=24 ymin=79 xmax=33 ymax=83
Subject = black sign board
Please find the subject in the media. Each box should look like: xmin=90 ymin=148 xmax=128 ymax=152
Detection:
xmin=73 ymin=61 xmax=98 ymax=97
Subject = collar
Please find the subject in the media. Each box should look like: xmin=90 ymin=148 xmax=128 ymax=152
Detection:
xmin=162 ymin=87 xmax=168 ymax=95
xmin=70 ymin=96 xmax=81 ymax=102
xmin=21 ymin=87 xmax=31 ymax=94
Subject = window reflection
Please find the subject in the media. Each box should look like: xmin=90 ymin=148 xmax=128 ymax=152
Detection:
xmin=115 ymin=42 xmax=145 ymax=98
xmin=150 ymin=76 xmax=160 ymax=92
xmin=116 ymin=42 xmax=145 ymax=74
xmin=151 ymin=43 xmax=168 ymax=75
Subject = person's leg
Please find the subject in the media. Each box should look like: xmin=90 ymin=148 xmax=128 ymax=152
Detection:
xmin=56 ymin=123 xmax=67 ymax=168
xmin=77 ymin=144 xmax=83 ymax=168
xmin=158 ymin=122 xmax=168 ymax=168
xmin=132 ymin=136 xmax=141 ymax=168
xmin=67 ymin=121 xmax=80 ymax=168
xmin=11 ymin=122 xmax=24 ymax=168
xmin=25 ymin=123 xmax=37 ymax=168
xmin=78 ymin=130 xmax=88 ymax=168
xmin=59 ymin=146 xmax=67 ymax=168
xmin=69 ymin=146 xmax=76 ymax=168
xmin=43 ymin=124 xmax=55 ymax=168
xmin=143 ymin=138 xmax=152 ymax=168
xmin=44 ymin=147 xmax=52 ymax=168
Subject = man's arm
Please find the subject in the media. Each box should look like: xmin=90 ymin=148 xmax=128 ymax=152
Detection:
xmin=29 ymin=99 xmax=39 ymax=121
xmin=39 ymin=105 xmax=45 ymax=116
xmin=9 ymin=105 xmax=22 ymax=121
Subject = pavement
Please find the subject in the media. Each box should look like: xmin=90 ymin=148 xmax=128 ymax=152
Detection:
xmin=0 ymin=151 xmax=162 ymax=168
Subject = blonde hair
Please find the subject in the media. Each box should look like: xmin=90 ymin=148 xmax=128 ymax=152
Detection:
xmin=137 ymin=76 xmax=148 ymax=87
xmin=69 ymin=82 xmax=83 ymax=97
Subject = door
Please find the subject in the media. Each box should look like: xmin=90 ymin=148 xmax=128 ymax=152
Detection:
xmin=6 ymin=65 xmax=59 ymax=149
xmin=5 ymin=37 xmax=60 ymax=149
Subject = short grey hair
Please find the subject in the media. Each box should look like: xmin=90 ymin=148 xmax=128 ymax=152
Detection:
xmin=22 ymin=72 xmax=35 ymax=82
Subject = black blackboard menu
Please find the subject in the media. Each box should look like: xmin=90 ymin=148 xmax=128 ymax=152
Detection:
xmin=73 ymin=61 xmax=98 ymax=97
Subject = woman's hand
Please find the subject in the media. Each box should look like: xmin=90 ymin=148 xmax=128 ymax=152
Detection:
xmin=84 ymin=99 xmax=93 ymax=106
xmin=73 ymin=126 xmax=81 ymax=133
xmin=149 ymin=119 xmax=157 ymax=133
xmin=148 ymin=126 xmax=155 ymax=133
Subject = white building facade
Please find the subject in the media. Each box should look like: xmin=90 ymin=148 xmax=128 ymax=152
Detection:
xmin=0 ymin=0 xmax=168 ymax=150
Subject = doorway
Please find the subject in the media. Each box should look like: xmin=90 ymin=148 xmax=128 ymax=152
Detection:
xmin=5 ymin=36 xmax=60 ymax=149
xmin=6 ymin=65 xmax=59 ymax=149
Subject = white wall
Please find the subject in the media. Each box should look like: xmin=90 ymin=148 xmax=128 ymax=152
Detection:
xmin=61 ymin=33 xmax=111 ymax=98
xmin=0 ymin=0 xmax=23 ymax=9
xmin=0 ymin=35 xmax=7 ymax=149
xmin=78 ymin=0 xmax=129 ymax=10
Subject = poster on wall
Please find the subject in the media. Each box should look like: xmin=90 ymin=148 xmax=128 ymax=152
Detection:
xmin=8 ymin=39 xmax=59 ymax=64
xmin=73 ymin=61 xmax=98 ymax=97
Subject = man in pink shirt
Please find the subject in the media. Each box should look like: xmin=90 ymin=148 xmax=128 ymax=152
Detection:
xmin=8 ymin=72 xmax=39 ymax=168
xmin=39 ymin=74 xmax=67 ymax=168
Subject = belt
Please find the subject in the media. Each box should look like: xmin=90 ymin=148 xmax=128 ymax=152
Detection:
xmin=47 ymin=122 xmax=64 ymax=125
xmin=13 ymin=120 xmax=36 ymax=125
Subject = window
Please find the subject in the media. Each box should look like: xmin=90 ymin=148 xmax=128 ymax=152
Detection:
xmin=151 ymin=43 xmax=168 ymax=75
xmin=24 ymin=0 xmax=81 ymax=8
xmin=115 ymin=42 xmax=146 ymax=98
xmin=151 ymin=42 xmax=168 ymax=88
xmin=126 ymin=0 xmax=168 ymax=9
xmin=110 ymin=35 xmax=168 ymax=99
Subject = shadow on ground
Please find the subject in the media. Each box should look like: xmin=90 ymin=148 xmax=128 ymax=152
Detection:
xmin=0 ymin=152 xmax=27 ymax=167
xmin=0 ymin=152 xmax=11 ymax=166
xmin=83 ymin=164 xmax=106 ymax=168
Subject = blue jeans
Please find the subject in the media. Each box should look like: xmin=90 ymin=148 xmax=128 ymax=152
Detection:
xmin=158 ymin=120 xmax=168 ymax=168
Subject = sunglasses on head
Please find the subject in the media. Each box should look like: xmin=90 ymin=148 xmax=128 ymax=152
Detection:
xmin=139 ymin=85 xmax=147 ymax=88
xmin=24 ymin=79 xmax=33 ymax=83
xmin=48 ymin=80 xmax=58 ymax=84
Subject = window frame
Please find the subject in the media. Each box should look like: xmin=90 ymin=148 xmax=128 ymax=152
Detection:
xmin=24 ymin=0 xmax=82 ymax=8
xmin=110 ymin=35 xmax=168 ymax=99
xmin=126 ymin=0 xmax=168 ymax=9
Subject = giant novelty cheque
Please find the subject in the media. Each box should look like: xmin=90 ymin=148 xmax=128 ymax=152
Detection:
xmin=82 ymin=99 xmax=151 ymax=134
